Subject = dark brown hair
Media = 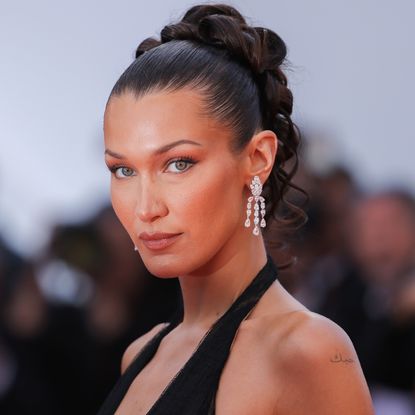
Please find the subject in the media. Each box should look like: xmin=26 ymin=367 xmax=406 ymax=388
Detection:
xmin=108 ymin=4 xmax=306 ymax=228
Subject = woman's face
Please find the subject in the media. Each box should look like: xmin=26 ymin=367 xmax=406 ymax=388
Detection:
xmin=104 ymin=89 xmax=249 ymax=277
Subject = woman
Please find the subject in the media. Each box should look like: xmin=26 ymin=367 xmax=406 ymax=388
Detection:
xmin=98 ymin=4 xmax=374 ymax=414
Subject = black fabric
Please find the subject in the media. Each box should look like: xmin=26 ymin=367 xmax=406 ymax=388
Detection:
xmin=97 ymin=254 xmax=278 ymax=414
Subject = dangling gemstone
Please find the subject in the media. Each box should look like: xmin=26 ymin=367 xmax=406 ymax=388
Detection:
xmin=253 ymin=226 xmax=260 ymax=236
xmin=260 ymin=218 xmax=266 ymax=227
xmin=245 ymin=218 xmax=250 ymax=227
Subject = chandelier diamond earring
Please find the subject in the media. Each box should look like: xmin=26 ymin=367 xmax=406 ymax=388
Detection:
xmin=244 ymin=175 xmax=266 ymax=236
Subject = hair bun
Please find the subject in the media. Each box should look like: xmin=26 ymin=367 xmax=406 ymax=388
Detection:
xmin=254 ymin=27 xmax=286 ymax=72
xmin=137 ymin=4 xmax=286 ymax=79
xmin=136 ymin=37 xmax=161 ymax=58
xmin=176 ymin=5 xmax=271 ymax=76
xmin=182 ymin=4 xmax=246 ymax=25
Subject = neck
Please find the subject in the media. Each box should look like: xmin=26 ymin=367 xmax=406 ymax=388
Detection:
xmin=177 ymin=234 xmax=268 ymax=330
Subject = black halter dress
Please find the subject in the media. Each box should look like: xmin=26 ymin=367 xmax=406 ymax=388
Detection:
xmin=97 ymin=253 xmax=279 ymax=414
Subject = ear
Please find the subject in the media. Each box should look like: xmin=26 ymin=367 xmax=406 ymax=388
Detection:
xmin=244 ymin=130 xmax=278 ymax=186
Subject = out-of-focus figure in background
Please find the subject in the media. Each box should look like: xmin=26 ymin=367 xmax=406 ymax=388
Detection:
xmin=0 ymin=206 xmax=180 ymax=415
xmin=322 ymin=191 xmax=415 ymax=415
xmin=289 ymin=177 xmax=415 ymax=415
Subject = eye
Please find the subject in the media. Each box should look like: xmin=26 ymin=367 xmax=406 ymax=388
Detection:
xmin=110 ymin=166 xmax=135 ymax=179
xmin=165 ymin=157 xmax=196 ymax=174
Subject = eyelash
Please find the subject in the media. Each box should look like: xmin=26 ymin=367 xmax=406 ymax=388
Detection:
xmin=108 ymin=155 xmax=197 ymax=178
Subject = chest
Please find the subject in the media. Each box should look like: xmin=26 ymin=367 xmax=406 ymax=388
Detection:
xmin=115 ymin=335 xmax=201 ymax=414
xmin=214 ymin=325 xmax=278 ymax=414
xmin=115 ymin=324 xmax=279 ymax=415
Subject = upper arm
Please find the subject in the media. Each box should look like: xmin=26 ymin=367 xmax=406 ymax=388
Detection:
xmin=120 ymin=322 xmax=169 ymax=374
xmin=275 ymin=312 xmax=374 ymax=415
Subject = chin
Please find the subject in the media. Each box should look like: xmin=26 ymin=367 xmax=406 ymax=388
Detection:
xmin=140 ymin=252 xmax=187 ymax=278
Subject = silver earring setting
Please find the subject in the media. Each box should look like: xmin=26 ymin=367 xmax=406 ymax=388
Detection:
xmin=134 ymin=246 xmax=138 ymax=251
xmin=244 ymin=175 xmax=266 ymax=236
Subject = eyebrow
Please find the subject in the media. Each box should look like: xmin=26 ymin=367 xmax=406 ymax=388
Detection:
xmin=105 ymin=139 xmax=202 ymax=159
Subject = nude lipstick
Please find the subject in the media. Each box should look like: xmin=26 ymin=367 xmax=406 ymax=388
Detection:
xmin=138 ymin=232 xmax=182 ymax=251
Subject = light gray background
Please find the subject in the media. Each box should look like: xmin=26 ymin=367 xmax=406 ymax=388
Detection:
xmin=1 ymin=0 xmax=414 ymax=256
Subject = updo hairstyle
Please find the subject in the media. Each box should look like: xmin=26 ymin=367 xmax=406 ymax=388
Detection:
xmin=109 ymin=3 xmax=306 ymax=228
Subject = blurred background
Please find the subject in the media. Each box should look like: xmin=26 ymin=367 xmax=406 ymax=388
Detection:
xmin=0 ymin=1 xmax=414 ymax=414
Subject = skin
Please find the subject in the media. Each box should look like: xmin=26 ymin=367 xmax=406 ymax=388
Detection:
xmin=104 ymin=88 xmax=374 ymax=414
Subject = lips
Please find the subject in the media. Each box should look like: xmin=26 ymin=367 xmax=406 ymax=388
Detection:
xmin=139 ymin=232 xmax=181 ymax=240
xmin=138 ymin=232 xmax=182 ymax=250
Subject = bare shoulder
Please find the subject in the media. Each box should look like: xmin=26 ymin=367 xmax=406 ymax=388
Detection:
xmin=272 ymin=310 xmax=374 ymax=415
xmin=120 ymin=322 xmax=169 ymax=374
xmin=278 ymin=310 xmax=356 ymax=360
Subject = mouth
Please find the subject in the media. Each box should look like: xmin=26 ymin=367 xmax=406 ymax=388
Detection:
xmin=139 ymin=233 xmax=182 ymax=251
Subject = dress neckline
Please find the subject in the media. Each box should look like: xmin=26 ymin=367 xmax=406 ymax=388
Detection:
xmin=145 ymin=254 xmax=278 ymax=414
xmin=144 ymin=319 xmax=213 ymax=414
xmin=96 ymin=253 xmax=279 ymax=415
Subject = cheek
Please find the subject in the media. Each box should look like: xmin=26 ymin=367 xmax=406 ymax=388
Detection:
xmin=179 ymin=167 xmax=243 ymax=239
xmin=110 ymin=182 xmax=136 ymax=238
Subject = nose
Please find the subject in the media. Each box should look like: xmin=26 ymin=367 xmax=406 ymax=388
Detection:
xmin=134 ymin=176 xmax=168 ymax=223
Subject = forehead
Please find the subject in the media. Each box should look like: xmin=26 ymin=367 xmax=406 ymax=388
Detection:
xmin=104 ymin=88 xmax=230 ymax=150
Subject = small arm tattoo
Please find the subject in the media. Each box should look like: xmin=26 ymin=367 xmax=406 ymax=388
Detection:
xmin=330 ymin=351 xmax=355 ymax=364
